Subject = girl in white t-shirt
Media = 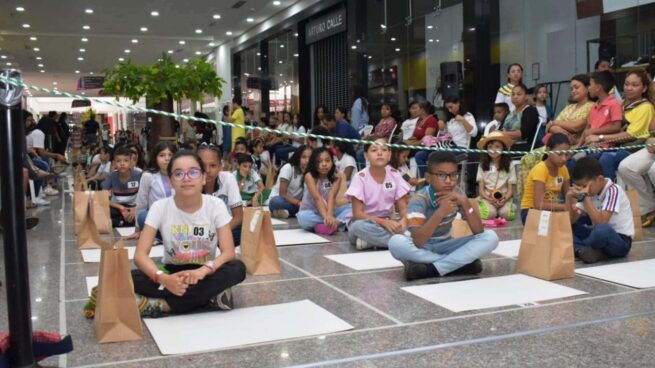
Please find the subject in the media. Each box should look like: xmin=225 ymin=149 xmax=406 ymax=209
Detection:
xmin=132 ymin=150 xmax=246 ymax=317
xmin=269 ymin=145 xmax=312 ymax=219
xmin=333 ymin=140 xmax=358 ymax=184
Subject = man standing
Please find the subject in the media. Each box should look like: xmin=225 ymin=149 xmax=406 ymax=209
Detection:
xmin=83 ymin=112 xmax=100 ymax=145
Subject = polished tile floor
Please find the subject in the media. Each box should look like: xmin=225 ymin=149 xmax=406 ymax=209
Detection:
xmin=2 ymin=190 xmax=655 ymax=368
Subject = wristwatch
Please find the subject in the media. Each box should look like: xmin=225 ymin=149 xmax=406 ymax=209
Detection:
xmin=599 ymin=134 xmax=605 ymax=142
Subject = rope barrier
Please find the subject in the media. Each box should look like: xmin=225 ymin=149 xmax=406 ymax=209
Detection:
xmin=2 ymin=75 xmax=655 ymax=156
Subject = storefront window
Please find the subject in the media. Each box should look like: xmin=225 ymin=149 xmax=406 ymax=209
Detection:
xmin=268 ymin=29 xmax=300 ymax=114
xmin=238 ymin=45 xmax=262 ymax=121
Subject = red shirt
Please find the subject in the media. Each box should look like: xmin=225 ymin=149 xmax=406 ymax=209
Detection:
xmin=412 ymin=115 xmax=439 ymax=140
xmin=588 ymin=96 xmax=622 ymax=130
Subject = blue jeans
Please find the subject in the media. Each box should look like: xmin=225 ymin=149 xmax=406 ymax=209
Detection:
xmin=598 ymin=150 xmax=631 ymax=182
xmin=348 ymin=219 xmax=395 ymax=248
xmin=268 ymin=196 xmax=300 ymax=217
xmin=137 ymin=209 xmax=148 ymax=230
xmin=572 ymin=217 xmax=631 ymax=257
xmin=32 ymin=157 xmax=49 ymax=195
xmin=297 ymin=205 xmax=352 ymax=231
xmin=222 ymin=125 xmax=232 ymax=156
xmin=275 ymin=145 xmax=297 ymax=165
xmin=415 ymin=150 xmax=430 ymax=178
xmin=388 ymin=230 xmax=499 ymax=275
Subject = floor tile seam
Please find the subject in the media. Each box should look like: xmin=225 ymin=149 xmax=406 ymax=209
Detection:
xmin=65 ymin=288 xmax=655 ymax=368
xmin=59 ymin=192 xmax=68 ymax=368
xmin=278 ymin=257 xmax=404 ymax=325
xmin=282 ymin=309 xmax=655 ymax=368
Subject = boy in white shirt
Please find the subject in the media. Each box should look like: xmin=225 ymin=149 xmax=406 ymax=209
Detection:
xmin=567 ymin=157 xmax=633 ymax=264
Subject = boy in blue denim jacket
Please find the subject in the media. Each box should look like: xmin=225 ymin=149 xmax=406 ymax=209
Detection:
xmin=389 ymin=152 xmax=499 ymax=281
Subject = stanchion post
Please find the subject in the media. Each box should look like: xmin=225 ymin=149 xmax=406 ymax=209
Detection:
xmin=0 ymin=70 xmax=40 ymax=367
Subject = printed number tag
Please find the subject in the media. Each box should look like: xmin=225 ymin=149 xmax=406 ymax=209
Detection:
xmin=250 ymin=210 xmax=261 ymax=232
xmin=323 ymin=181 xmax=332 ymax=189
xmin=384 ymin=181 xmax=395 ymax=190
xmin=127 ymin=181 xmax=139 ymax=189
xmin=538 ymin=211 xmax=551 ymax=237
xmin=192 ymin=226 xmax=206 ymax=237
xmin=556 ymin=176 xmax=564 ymax=186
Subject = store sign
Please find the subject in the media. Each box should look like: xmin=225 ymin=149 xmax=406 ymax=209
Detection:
xmin=77 ymin=76 xmax=105 ymax=90
xmin=305 ymin=8 xmax=346 ymax=45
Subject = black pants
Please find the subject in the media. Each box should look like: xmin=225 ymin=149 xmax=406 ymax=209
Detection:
xmin=110 ymin=205 xmax=135 ymax=228
xmin=132 ymin=260 xmax=246 ymax=314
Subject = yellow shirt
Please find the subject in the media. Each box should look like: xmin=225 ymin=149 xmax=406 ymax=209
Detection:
xmin=231 ymin=107 xmax=246 ymax=147
xmin=624 ymin=101 xmax=654 ymax=140
xmin=521 ymin=161 xmax=569 ymax=209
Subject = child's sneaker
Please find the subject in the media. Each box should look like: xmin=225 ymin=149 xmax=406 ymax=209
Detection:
xmin=208 ymin=288 xmax=234 ymax=311
xmin=355 ymin=238 xmax=373 ymax=250
xmin=450 ymin=259 xmax=483 ymax=275
xmin=136 ymin=295 xmax=169 ymax=318
xmin=578 ymin=247 xmax=607 ymax=264
xmin=403 ymin=261 xmax=440 ymax=281
xmin=272 ymin=209 xmax=289 ymax=219
xmin=314 ymin=223 xmax=336 ymax=236
xmin=43 ymin=186 xmax=59 ymax=196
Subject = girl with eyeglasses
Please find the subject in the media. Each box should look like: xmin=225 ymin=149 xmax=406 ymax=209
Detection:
xmin=131 ymin=150 xmax=246 ymax=317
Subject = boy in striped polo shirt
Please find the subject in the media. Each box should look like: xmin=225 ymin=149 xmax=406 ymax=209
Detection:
xmin=102 ymin=146 xmax=142 ymax=227
xmin=567 ymin=157 xmax=634 ymax=264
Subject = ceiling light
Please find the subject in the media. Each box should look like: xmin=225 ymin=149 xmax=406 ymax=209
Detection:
xmin=37 ymin=63 xmax=43 ymax=67
xmin=79 ymin=48 xmax=86 ymax=52
xmin=395 ymin=48 xmax=400 ymax=52
xmin=278 ymin=60 xmax=282 ymax=64
xmin=213 ymin=14 xmax=221 ymax=19
xmin=81 ymin=92 xmax=86 ymax=95
xmin=351 ymin=45 xmax=356 ymax=49
xmin=428 ymin=39 xmax=434 ymax=43
xmin=52 ymin=82 xmax=57 ymax=85
xmin=167 ymin=50 xmax=174 ymax=54
xmin=195 ymin=29 xmax=202 ymax=34
xmin=77 ymin=57 xmax=84 ymax=61
xmin=183 ymin=58 xmax=189 ymax=63
xmin=140 ymin=26 xmax=148 ymax=32
xmin=256 ymin=52 xmax=261 ymax=56
xmin=151 ymin=11 xmax=159 ymax=16
xmin=22 ymin=24 xmax=30 ymax=28
xmin=195 ymin=51 xmax=202 ymax=55
xmin=0 ymin=55 xmax=5 ymax=59
xmin=85 ymin=9 xmax=94 ymax=14
xmin=368 ymin=55 xmax=372 ymax=59
xmin=30 ymin=36 xmax=37 ymax=41
xmin=179 ymin=40 xmax=186 ymax=45
xmin=6 ymin=62 xmax=12 ymax=66
xmin=243 ymin=73 xmax=250 ymax=77
xmin=16 ymin=6 xmax=25 ymax=12
xmin=257 ymin=67 xmax=261 ymax=71
xmin=294 ymin=33 xmax=299 ymax=37
xmin=208 ymin=42 xmax=216 ymax=47
xmin=225 ymin=31 xmax=233 ymax=36
xmin=35 ymin=56 xmax=42 ymax=60
xmin=124 ymin=49 xmax=131 ymax=53
xmin=33 ymin=47 xmax=40 ymax=52
xmin=81 ymin=37 xmax=88 ymax=42
xmin=118 ymin=57 xmax=124 ymax=61
xmin=391 ymin=37 xmax=396 ymax=41
xmin=279 ymin=44 xmax=285 ymax=48
xmin=436 ymin=39 xmax=440 ymax=42
xmin=131 ymin=39 xmax=138 ymax=43
xmin=89 ymin=72 xmax=94 ymax=75
xmin=82 ymin=25 xmax=90 ymax=30
xmin=75 ymin=70 xmax=80 ymax=74
xmin=293 ymin=53 xmax=299 ymax=57
xmin=40 ymin=69 xmax=45 ymax=73
xmin=273 ymin=1 xmax=281 ymax=5
xmin=427 ymin=25 xmax=433 ymax=29
xmin=279 ymin=73 xmax=283 ymax=77
xmin=246 ymin=18 xmax=254 ymax=23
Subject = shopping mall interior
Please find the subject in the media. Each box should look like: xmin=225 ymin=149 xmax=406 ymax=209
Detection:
xmin=2 ymin=0 xmax=655 ymax=367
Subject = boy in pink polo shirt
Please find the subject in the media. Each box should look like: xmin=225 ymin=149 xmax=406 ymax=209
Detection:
xmin=582 ymin=71 xmax=622 ymax=147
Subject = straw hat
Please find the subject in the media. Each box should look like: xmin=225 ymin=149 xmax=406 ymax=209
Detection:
xmin=477 ymin=131 xmax=514 ymax=150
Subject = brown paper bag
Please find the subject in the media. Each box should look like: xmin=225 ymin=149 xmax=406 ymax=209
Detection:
xmin=94 ymin=239 xmax=144 ymax=343
xmin=335 ymin=173 xmax=349 ymax=207
xmin=517 ymin=209 xmax=574 ymax=280
xmin=240 ymin=207 xmax=281 ymax=275
xmin=73 ymin=167 xmax=87 ymax=192
xmin=265 ymin=164 xmax=278 ymax=189
xmin=74 ymin=191 xmax=112 ymax=235
xmin=76 ymin=193 xmax=111 ymax=249
xmin=626 ymin=189 xmax=643 ymax=241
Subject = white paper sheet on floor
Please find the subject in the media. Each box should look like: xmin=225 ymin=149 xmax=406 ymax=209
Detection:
xmin=80 ymin=245 xmax=164 ymax=263
xmin=115 ymin=227 xmax=136 ymax=237
xmin=273 ymin=229 xmax=331 ymax=246
xmin=143 ymin=299 xmax=354 ymax=355
xmin=402 ymin=274 xmax=587 ymax=312
xmin=491 ymin=239 xmax=522 ymax=258
xmin=86 ymin=276 xmax=98 ymax=296
xmin=325 ymin=251 xmax=403 ymax=270
xmin=575 ymin=259 xmax=655 ymax=288
xmin=270 ymin=218 xmax=286 ymax=226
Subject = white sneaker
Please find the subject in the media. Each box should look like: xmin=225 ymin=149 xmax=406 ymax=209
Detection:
xmin=272 ymin=209 xmax=289 ymax=219
xmin=355 ymin=238 xmax=373 ymax=250
xmin=43 ymin=187 xmax=59 ymax=196
xmin=34 ymin=197 xmax=51 ymax=206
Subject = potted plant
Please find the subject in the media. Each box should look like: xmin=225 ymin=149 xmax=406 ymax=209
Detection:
xmin=102 ymin=54 xmax=225 ymax=146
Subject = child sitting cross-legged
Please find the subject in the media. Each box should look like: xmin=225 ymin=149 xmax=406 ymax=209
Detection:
xmin=388 ymin=152 xmax=499 ymax=281
xmin=101 ymin=146 xmax=142 ymax=228
xmin=131 ymin=150 xmax=246 ymax=317
xmin=233 ymin=153 xmax=268 ymax=206
xmin=346 ymin=138 xmax=411 ymax=250
xmin=476 ymin=132 xmax=517 ymax=221
xmin=567 ymin=156 xmax=633 ymax=264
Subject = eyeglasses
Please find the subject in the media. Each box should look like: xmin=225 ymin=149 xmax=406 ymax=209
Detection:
xmin=429 ymin=172 xmax=460 ymax=181
xmin=171 ymin=167 xmax=202 ymax=181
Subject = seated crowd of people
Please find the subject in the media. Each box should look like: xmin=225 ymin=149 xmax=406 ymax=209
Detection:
xmin=19 ymin=61 xmax=655 ymax=319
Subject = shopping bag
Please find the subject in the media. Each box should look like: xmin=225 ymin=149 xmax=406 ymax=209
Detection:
xmin=265 ymin=164 xmax=278 ymax=189
xmin=73 ymin=167 xmax=87 ymax=192
xmin=240 ymin=207 xmax=281 ymax=275
xmin=335 ymin=173 xmax=349 ymax=207
xmin=94 ymin=239 xmax=144 ymax=343
xmin=626 ymin=189 xmax=643 ymax=241
xmin=517 ymin=209 xmax=574 ymax=280
xmin=74 ymin=190 xmax=112 ymax=235
xmin=76 ymin=192 xmax=111 ymax=249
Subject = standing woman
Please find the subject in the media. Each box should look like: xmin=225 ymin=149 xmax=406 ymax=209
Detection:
xmin=495 ymin=63 xmax=524 ymax=112
xmin=408 ymin=101 xmax=440 ymax=177
xmin=500 ymin=84 xmax=540 ymax=151
xmin=132 ymin=150 xmax=246 ymax=317
xmin=221 ymin=105 xmax=232 ymax=156
xmin=350 ymin=85 xmax=370 ymax=132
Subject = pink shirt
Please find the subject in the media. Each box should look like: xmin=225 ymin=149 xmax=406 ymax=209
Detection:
xmin=345 ymin=166 xmax=411 ymax=223
xmin=588 ymin=96 xmax=622 ymax=130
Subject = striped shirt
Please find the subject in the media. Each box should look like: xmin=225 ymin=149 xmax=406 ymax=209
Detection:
xmin=406 ymin=186 xmax=466 ymax=241
xmin=576 ymin=178 xmax=634 ymax=238
xmin=101 ymin=169 xmax=142 ymax=205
